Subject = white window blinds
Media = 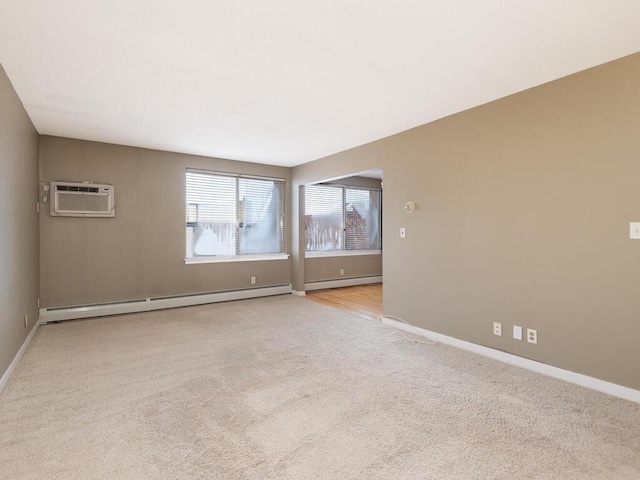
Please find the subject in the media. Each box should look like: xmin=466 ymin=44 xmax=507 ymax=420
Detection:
xmin=186 ymin=169 xmax=285 ymax=259
xmin=305 ymin=185 xmax=344 ymax=251
xmin=305 ymin=184 xmax=381 ymax=253
xmin=345 ymin=188 xmax=381 ymax=251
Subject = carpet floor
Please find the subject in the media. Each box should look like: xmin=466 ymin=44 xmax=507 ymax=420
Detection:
xmin=1 ymin=295 xmax=639 ymax=479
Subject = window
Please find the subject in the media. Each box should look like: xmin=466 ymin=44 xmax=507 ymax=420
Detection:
xmin=305 ymin=184 xmax=381 ymax=255
xmin=186 ymin=169 xmax=285 ymax=262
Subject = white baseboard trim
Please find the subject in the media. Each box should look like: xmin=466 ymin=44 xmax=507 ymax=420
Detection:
xmin=304 ymin=275 xmax=382 ymax=291
xmin=39 ymin=285 xmax=292 ymax=323
xmin=0 ymin=323 xmax=40 ymax=395
xmin=381 ymin=317 xmax=640 ymax=404
xmin=291 ymin=290 xmax=306 ymax=297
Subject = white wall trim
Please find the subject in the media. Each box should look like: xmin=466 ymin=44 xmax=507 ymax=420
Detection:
xmin=39 ymin=285 xmax=292 ymax=323
xmin=380 ymin=317 xmax=640 ymax=404
xmin=0 ymin=323 xmax=40 ymax=395
xmin=185 ymin=253 xmax=289 ymax=264
xmin=304 ymin=275 xmax=383 ymax=291
xmin=291 ymin=290 xmax=306 ymax=297
xmin=305 ymin=250 xmax=381 ymax=258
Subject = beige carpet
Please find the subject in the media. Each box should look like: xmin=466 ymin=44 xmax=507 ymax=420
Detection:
xmin=1 ymin=295 xmax=639 ymax=479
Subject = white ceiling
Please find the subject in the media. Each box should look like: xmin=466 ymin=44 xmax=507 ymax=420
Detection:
xmin=1 ymin=1 xmax=640 ymax=167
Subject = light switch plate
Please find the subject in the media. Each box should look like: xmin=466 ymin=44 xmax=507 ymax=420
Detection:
xmin=513 ymin=325 xmax=523 ymax=340
xmin=631 ymin=222 xmax=640 ymax=239
xmin=400 ymin=227 xmax=406 ymax=238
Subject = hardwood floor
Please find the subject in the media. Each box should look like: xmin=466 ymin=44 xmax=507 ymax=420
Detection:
xmin=305 ymin=284 xmax=383 ymax=320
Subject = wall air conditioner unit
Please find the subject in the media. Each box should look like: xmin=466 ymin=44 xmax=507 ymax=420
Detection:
xmin=50 ymin=181 xmax=115 ymax=217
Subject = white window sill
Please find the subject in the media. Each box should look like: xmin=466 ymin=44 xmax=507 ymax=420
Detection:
xmin=185 ymin=253 xmax=290 ymax=264
xmin=305 ymin=250 xmax=381 ymax=259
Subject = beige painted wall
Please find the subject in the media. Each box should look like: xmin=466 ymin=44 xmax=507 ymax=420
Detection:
xmin=292 ymin=52 xmax=640 ymax=390
xmin=305 ymin=175 xmax=383 ymax=283
xmin=305 ymin=255 xmax=382 ymax=283
xmin=0 ymin=63 xmax=39 ymax=378
xmin=39 ymin=137 xmax=291 ymax=308
xmin=304 ymin=254 xmax=382 ymax=283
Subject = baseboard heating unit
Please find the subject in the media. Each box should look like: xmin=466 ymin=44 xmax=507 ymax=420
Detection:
xmin=39 ymin=284 xmax=292 ymax=323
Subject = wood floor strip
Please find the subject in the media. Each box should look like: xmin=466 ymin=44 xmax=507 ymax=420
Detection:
xmin=305 ymin=284 xmax=383 ymax=321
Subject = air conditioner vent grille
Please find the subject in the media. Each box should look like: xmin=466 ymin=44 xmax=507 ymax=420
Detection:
xmin=50 ymin=181 xmax=115 ymax=217
xmin=56 ymin=185 xmax=100 ymax=193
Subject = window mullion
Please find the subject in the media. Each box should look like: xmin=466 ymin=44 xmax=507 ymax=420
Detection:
xmin=235 ymin=176 xmax=241 ymax=256
xmin=342 ymin=187 xmax=346 ymax=251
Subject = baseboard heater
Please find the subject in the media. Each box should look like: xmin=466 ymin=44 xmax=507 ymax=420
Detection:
xmin=39 ymin=284 xmax=292 ymax=323
xmin=304 ymin=275 xmax=382 ymax=292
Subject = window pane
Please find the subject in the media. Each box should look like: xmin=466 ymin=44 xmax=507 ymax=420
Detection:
xmin=305 ymin=185 xmax=343 ymax=251
xmin=345 ymin=188 xmax=381 ymax=250
xmin=186 ymin=172 xmax=236 ymax=257
xmin=186 ymin=170 xmax=285 ymax=259
xmin=305 ymin=184 xmax=381 ymax=253
xmin=239 ymin=178 xmax=284 ymax=254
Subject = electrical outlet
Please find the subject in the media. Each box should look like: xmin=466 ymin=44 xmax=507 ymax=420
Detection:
xmin=527 ymin=328 xmax=538 ymax=344
xmin=250 ymin=276 xmax=256 ymax=285
xmin=24 ymin=314 xmax=28 ymax=328
xmin=340 ymin=269 xmax=345 ymax=276
xmin=513 ymin=325 xmax=523 ymax=340
xmin=493 ymin=322 xmax=502 ymax=336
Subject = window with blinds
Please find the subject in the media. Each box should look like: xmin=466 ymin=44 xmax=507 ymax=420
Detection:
xmin=186 ymin=169 xmax=285 ymax=260
xmin=305 ymin=184 xmax=381 ymax=254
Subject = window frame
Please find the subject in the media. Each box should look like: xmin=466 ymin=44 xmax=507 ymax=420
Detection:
xmin=184 ymin=168 xmax=288 ymax=264
xmin=304 ymin=183 xmax=382 ymax=258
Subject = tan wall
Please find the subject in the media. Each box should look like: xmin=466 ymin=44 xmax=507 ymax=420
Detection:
xmin=293 ymin=52 xmax=640 ymax=390
xmin=39 ymin=136 xmax=291 ymax=308
xmin=305 ymin=255 xmax=382 ymax=283
xmin=0 ymin=63 xmax=39 ymax=378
